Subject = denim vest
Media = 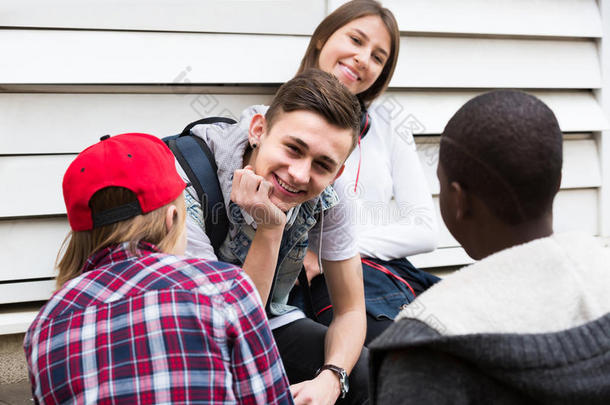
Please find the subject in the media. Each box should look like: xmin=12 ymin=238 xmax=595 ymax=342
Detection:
xmin=217 ymin=187 xmax=339 ymax=317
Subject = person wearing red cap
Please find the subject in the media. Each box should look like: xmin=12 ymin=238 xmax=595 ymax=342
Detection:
xmin=23 ymin=133 xmax=292 ymax=404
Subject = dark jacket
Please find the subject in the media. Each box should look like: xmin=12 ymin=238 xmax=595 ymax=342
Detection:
xmin=369 ymin=314 xmax=610 ymax=405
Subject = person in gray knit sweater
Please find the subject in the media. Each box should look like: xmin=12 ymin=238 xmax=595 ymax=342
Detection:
xmin=370 ymin=90 xmax=610 ymax=404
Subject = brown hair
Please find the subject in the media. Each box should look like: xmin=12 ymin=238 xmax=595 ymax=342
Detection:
xmin=297 ymin=0 xmax=400 ymax=106
xmin=265 ymin=68 xmax=361 ymax=151
xmin=55 ymin=187 xmax=185 ymax=288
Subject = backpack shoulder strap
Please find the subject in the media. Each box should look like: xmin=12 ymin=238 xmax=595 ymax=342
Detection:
xmin=179 ymin=116 xmax=237 ymax=137
xmin=163 ymin=117 xmax=236 ymax=254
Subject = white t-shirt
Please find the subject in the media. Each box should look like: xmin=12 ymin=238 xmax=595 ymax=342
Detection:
xmin=182 ymin=105 xmax=357 ymax=262
xmin=333 ymin=101 xmax=438 ymax=261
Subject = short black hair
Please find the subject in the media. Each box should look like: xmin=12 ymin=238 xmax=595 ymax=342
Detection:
xmin=439 ymin=90 xmax=563 ymax=225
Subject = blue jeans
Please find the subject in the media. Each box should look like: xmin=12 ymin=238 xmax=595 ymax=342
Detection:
xmin=288 ymin=258 xmax=440 ymax=345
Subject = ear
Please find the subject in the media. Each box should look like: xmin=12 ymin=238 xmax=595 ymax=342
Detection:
xmin=165 ymin=204 xmax=178 ymax=233
xmin=450 ymin=181 xmax=470 ymax=221
xmin=248 ymin=113 xmax=266 ymax=146
xmin=333 ymin=164 xmax=346 ymax=181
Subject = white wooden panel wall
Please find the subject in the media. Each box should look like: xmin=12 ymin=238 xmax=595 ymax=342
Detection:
xmin=377 ymin=91 xmax=608 ymax=134
xmin=396 ymin=37 xmax=601 ymax=89
xmin=330 ymin=0 xmax=602 ymax=37
xmin=1 ymin=32 xmax=601 ymax=89
xmin=1 ymin=0 xmax=326 ymax=35
xmin=1 ymin=0 xmax=608 ymax=332
xmin=0 ymin=219 xmax=68 ymax=282
xmin=0 ymin=30 xmax=307 ymax=84
xmin=0 ymin=93 xmax=274 ymax=154
xmin=599 ymin=0 xmax=610 ymax=238
xmin=1 ymin=91 xmax=606 ymax=155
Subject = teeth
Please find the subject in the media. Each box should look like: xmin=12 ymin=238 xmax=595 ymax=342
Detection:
xmin=341 ymin=64 xmax=358 ymax=80
xmin=277 ymin=176 xmax=300 ymax=193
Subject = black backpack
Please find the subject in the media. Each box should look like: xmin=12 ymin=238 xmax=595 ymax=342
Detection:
xmin=163 ymin=117 xmax=236 ymax=254
xmin=163 ymin=115 xmax=352 ymax=317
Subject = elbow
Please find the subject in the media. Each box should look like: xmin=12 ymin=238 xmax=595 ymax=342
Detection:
xmin=413 ymin=220 xmax=439 ymax=254
xmin=419 ymin=230 xmax=439 ymax=254
xmin=419 ymin=207 xmax=439 ymax=253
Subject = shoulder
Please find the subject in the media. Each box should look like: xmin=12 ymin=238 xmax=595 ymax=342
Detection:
xmin=369 ymin=317 xmax=444 ymax=403
xmin=162 ymin=254 xmax=254 ymax=296
xmin=190 ymin=105 xmax=268 ymax=140
xmin=176 ymin=256 xmax=266 ymax=327
xmin=319 ymin=185 xmax=340 ymax=210
xmin=188 ymin=104 xmax=267 ymax=172
xmin=368 ymin=100 xmax=393 ymax=129
xmin=370 ymin=317 xmax=442 ymax=352
xmin=302 ymin=185 xmax=340 ymax=214
xmin=365 ymin=102 xmax=417 ymax=161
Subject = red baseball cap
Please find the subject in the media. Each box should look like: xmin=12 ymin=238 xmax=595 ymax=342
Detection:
xmin=63 ymin=133 xmax=186 ymax=231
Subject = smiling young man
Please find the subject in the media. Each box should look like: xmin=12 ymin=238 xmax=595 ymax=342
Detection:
xmin=181 ymin=70 xmax=369 ymax=404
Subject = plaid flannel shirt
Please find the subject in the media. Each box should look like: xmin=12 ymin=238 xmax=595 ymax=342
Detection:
xmin=24 ymin=241 xmax=292 ymax=404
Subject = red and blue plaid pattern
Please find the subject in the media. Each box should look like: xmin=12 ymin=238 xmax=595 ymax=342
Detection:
xmin=24 ymin=241 xmax=292 ymax=404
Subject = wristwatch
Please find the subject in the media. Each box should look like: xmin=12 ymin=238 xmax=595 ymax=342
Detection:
xmin=315 ymin=364 xmax=349 ymax=399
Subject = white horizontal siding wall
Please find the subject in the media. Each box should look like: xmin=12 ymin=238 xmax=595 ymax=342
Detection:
xmin=599 ymin=0 xmax=610 ymax=238
xmin=1 ymin=0 xmax=608 ymax=333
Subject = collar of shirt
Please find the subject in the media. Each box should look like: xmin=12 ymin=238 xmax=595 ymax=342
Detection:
xmin=82 ymin=241 xmax=160 ymax=273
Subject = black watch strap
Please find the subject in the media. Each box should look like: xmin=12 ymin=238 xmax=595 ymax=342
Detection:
xmin=315 ymin=364 xmax=349 ymax=398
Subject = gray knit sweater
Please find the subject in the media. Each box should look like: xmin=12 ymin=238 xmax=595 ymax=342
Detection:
xmin=369 ymin=314 xmax=610 ymax=404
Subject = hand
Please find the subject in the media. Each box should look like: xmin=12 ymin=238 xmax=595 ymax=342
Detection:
xmin=290 ymin=371 xmax=341 ymax=405
xmin=231 ymin=165 xmax=286 ymax=229
xmin=303 ymin=250 xmax=322 ymax=284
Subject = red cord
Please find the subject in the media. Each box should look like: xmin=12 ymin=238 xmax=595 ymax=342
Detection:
xmin=361 ymin=258 xmax=416 ymax=297
xmin=353 ymin=113 xmax=369 ymax=193
xmin=315 ymin=304 xmax=333 ymax=317
xmin=314 ymin=258 xmax=416 ymax=317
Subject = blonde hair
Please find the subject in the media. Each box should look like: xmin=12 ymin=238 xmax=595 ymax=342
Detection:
xmin=55 ymin=187 xmax=185 ymax=289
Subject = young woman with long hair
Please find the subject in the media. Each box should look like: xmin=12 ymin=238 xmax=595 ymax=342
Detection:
xmin=293 ymin=0 xmax=439 ymax=346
